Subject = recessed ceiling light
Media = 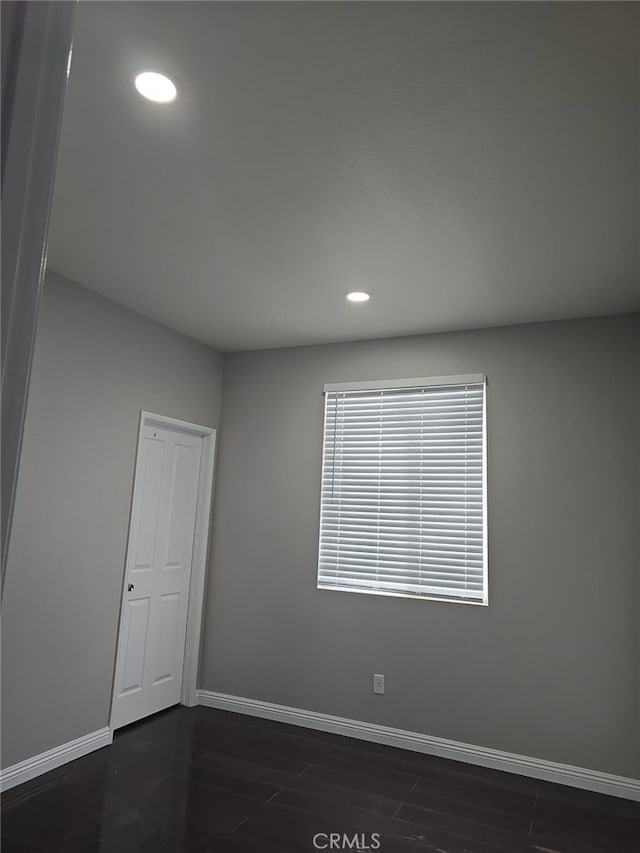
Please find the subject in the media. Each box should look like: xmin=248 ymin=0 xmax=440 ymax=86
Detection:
xmin=346 ymin=290 xmax=371 ymax=303
xmin=134 ymin=71 xmax=177 ymax=103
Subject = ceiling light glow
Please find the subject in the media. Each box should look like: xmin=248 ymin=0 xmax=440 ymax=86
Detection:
xmin=134 ymin=71 xmax=177 ymax=103
xmin=346 ymin=290 xmax=371 ymax=303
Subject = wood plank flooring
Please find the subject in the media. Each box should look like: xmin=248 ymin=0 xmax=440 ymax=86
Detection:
xmin=2 ymin=706 xmax=638 ymax=852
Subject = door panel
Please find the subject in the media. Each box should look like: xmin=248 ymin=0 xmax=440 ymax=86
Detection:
xmin=153 ymin=592 xmax=181 ymax=684
xmin=163 ymin=439 xmax=201 ymax=569
xmin=112 ymin=424 xmax=203 ymax=729
xmin=119 ymin=597 xmax=151 ymax=695
xmin=131 ymin=435 xmax=164 ymax=572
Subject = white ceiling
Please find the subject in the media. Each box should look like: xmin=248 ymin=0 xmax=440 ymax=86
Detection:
xmin=48 ymin=1 xmax=639 ymax=352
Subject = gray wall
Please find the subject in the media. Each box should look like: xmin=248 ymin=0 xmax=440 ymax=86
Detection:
xmin=1 ymin=272 xmax=223 ymax=768
xmin=201 ymin=314 xmax=640 ymax=778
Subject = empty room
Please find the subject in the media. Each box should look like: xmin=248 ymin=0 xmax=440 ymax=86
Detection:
xmin=1 ymin=1 xmax=639 ymax=852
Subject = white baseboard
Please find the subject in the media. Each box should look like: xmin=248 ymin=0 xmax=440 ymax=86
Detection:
xmin=196 ymin=690 xmax=640 ymax=802
xmin=0 ymin=727 xmax=112 ymax=792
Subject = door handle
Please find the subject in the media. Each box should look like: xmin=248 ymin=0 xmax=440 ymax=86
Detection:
xmin=128 ymin=583 xmax=135 ymax=592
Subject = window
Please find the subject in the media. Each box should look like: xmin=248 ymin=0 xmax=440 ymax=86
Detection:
xmin=318 ymin=374 xmax=487 ymax=604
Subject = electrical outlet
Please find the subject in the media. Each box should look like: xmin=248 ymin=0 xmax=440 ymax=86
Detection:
xmin=373 ymin=673 xmax=385 ymax=695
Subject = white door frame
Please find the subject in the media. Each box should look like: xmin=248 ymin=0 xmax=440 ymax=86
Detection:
xmin=109 ymin=410 xmax=217 ymax=734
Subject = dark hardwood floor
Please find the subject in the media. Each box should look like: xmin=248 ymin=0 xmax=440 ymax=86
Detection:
xmin=2 ymin=706 xmax=638 ymax=852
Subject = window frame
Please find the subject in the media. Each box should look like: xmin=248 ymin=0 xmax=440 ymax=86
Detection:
xmin=316 ymin=373 xmax=488 ymax=606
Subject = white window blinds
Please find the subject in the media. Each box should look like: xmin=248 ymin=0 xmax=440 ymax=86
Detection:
xmin=318 ymin=375 xmax=487 ymax=603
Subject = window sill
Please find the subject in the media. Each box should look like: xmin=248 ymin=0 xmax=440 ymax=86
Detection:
xmin=317 ymin=583 xmax=488 ymax=606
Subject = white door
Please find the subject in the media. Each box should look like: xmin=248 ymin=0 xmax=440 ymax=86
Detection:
xmin=112 ymin=423 xmax=203 ymax=729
